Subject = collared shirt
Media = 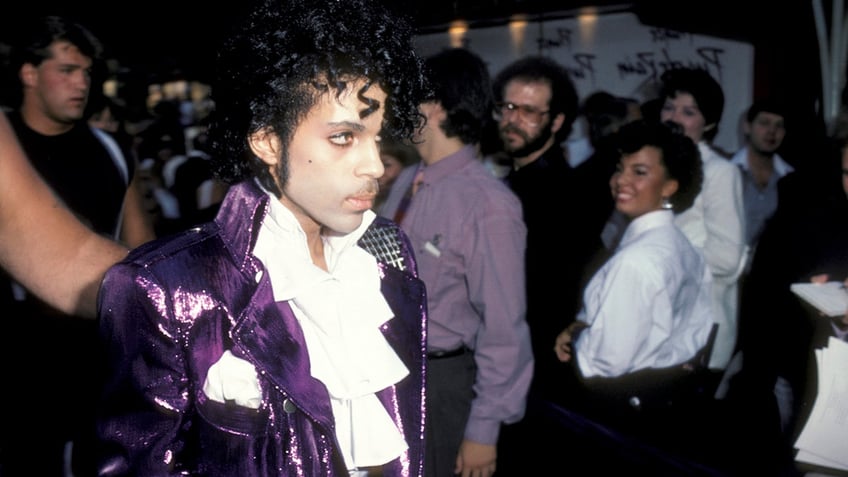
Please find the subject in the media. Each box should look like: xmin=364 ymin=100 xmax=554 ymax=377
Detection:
xmin=575 ymin=210 xmax=713 ymax=378
xmin=255 ymin=200 xmax=409 ymax=471
xmin=730 ymin=147 xmax=794 ymax=246
xmin=400 ymin=145 xmax=532 ymax=445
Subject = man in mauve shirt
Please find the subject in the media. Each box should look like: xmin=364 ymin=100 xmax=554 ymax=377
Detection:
xmin=391 ymin=47 xmax=532 ymax=477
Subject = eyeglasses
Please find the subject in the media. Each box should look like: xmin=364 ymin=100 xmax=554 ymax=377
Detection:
xmin=492 ymin=102 xmax=550 ymax=126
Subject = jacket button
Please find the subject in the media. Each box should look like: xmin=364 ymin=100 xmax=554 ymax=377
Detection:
xmin=283 ymin=398 xmax=296 ymax=414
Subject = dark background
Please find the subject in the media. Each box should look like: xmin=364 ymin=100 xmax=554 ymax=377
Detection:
xmin=0 ymin=0 xmax=841 ymax=165
xmin=0 ymin=1 xmax=826 ymax=86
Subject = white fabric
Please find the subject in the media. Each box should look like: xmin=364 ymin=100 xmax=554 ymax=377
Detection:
xmin=673 ymin=142 xmax=747 ymax=370
xmin=575 ymin=210 xmax=714 ymax=378
xmin=253 ymin=193 xmax=409 ymax=470
xmin=202 ymin=350 xmax=262 ymax=409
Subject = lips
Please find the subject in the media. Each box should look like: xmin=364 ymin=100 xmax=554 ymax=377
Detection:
xmin=614 ymin=191 xmax=634 ymax=202
xmin=348 ymin=193 xmax=376 ymax=211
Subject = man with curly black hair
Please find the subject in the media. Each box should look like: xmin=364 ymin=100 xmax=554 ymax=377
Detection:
xmin=94 ymin=0 xmax=430 ymax=475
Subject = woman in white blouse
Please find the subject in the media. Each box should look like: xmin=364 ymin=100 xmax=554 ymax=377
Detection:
xmin=657 ymin=67 xmax=747 ymax=371
xmin=555 ymin=119 xmax=713 ymax=379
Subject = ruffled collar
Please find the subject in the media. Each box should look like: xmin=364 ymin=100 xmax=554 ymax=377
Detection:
xmin=253 ymin=191 xmax=409 ymax=470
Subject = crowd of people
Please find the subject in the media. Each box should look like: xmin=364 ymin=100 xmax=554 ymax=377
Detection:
xmin=0 ymin=0 xmax=846 ymax=476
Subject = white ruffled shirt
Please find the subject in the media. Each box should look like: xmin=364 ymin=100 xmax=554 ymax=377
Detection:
xmin=251 ymin=192 xmax=409 ymax=471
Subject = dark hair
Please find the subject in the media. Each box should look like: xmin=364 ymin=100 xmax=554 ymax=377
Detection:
xmin=745 ymin=98 xmax=788 ymax=124
xmin=491 ymin=55 xmax=579 ymax=141
xmin=613 ymin=119 xmax=703 ymax=213
xmin=423 ymin=48 xmax=494 ymax=145
xmin=6 ymin=16 xmax=104 ymax=108
xmin=380 ymin=138 xmax=421 ymax=167
xmin=580 ymin=91 xmax=639 ymax=147
xmin=659 ymin=67 xmax=724 ymax=141
xmin=207 ymin=0 xmax=429 ymax=195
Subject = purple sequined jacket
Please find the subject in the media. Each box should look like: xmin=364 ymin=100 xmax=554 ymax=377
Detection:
xmin=96 ymin=180 xmax=428 ymax=476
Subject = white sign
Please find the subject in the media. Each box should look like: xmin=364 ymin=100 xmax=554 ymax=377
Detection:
xmin=416 ymin=12 xmax=754 ymax=153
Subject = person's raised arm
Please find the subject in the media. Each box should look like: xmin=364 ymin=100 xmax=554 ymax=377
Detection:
xmin=0 ymin=114 xmax=128 ymax=317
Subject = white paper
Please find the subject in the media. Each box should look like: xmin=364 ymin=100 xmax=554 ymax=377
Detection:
xmin=794 ymin=337 xmax=848 ymax=471
xmin=790 ymin=281 xmax=848 ymax=317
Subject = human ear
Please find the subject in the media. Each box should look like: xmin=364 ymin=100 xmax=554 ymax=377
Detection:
xmin=248 ymin=127 xmax=281 ymax=166
xmin=19 ymin=64 xmax=38 ymax=88
xmin=550 ymin=112 xmax=565 ymax=134
xmin=661 ymin=178 xmax=679 ymax=202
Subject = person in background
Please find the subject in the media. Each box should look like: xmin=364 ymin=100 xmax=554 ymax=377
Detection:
xmin=374 ymin=137 xmax=421 ymax=217
xmin=87 ymin=93 xmax=135 ymax=160
xmin=657 ymin=67 xmax=746 ymax=374
xmin=555 ymin=119 xmax=709 ymax=385
xmin=0 ymin=15 xmax=152 ymax=476
xmin=94 ymin=0 xmax=430 ymax=474
xmin=170 ymin=126 xmax=229 ymax=229
xmin=565 ymin=91 xmax=641 ymax=169
xmin=491 ymin=55 xmax=581 ymax=403
xmin=719 ymin=98 xmax=793 ymax=411
xmin=729 ymin=98 xmax=793 ymax=269
xmin=727 ymin=108 xmax=848 ymax=477
xmin=571 ymin=91 xmax=643 ymax=283
xmin=393 ymin=47 xmax=532 ymax=477
xmin=0 ymin=113 xmax=128 ymax=318
xmin=552 ymin=119 xmax=718 ymax=473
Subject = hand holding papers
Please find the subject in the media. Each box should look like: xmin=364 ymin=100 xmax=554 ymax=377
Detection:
xmin=794 ymin=337 xmax=848 ymax=472
xmin=790 ymin=281 xmax=848 ymax=317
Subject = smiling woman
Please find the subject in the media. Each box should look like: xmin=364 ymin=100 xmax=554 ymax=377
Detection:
xmin=547 ymin=119 xmax=720 ymax=471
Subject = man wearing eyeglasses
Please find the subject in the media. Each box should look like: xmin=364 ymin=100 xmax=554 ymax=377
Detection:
xmin=491 ymin=56 xmax=588 ymax=405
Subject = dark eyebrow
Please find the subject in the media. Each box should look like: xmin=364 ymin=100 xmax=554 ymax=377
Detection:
xmin=327 ymin=120 xmax=365 ymax=131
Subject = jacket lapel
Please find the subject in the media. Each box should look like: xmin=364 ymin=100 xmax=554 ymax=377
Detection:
xmin=231 ymin=279 xmax=336 ymax=431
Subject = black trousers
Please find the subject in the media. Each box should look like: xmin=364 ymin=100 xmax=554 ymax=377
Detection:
xmin=425 ymin=349 xmax=475 ymax=477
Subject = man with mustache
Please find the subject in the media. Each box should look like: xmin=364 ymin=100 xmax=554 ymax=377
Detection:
xmin=491 ymin=56 xmax=587 ymax=404
xmin=94 ymin=0 xmax=430 ymax=474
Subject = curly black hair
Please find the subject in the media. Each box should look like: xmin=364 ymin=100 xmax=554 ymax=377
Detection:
xmin=207 ymin=0 xmax=429 ymax=195
xmin=613 ymin=119 xmax=703 ymax=213
xmin=491 ymin=55 xmax=579 ymax=142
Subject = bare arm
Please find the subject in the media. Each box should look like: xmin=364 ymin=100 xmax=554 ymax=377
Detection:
xmin=0 ymin=114 xmax=128 ymax=317
xmin=120 ymin=171 xmax=157 ymax=248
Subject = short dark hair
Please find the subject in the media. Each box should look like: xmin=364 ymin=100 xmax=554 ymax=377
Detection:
xmin=491 ymin=55 xmax=579 ymax=141
xmin=7 ymin=15 xmax=104 ymax=108
xmin=207 ymin=0 xmax=429 ymax=195
xmin=613 ymin=119 xmax=703 ymax=213
xmin=745 ymin=98 xmax=788 ymax=124
xmin=660 ymin=67 xmax=724 ymax=141
xmin=423 ymin=48 xmax=494 ymax=145
xmin=580 ymin=91 xmax=638 ymax=147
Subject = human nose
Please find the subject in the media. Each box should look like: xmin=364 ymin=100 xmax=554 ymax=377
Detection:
xmin=612 ymin=169 xmax=630 ymax=187
xmin=74 ymin=70 xmax=91 ymax=89
xmin=358 ymin=141 xmax=384 ymax=179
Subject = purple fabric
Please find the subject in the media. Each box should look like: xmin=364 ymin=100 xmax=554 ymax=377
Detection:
xmin=97 ymin=180 xmax=428 ymax=476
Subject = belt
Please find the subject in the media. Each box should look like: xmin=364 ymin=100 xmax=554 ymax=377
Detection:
xmin=427 ymin=346 xmax=470 ymax=360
